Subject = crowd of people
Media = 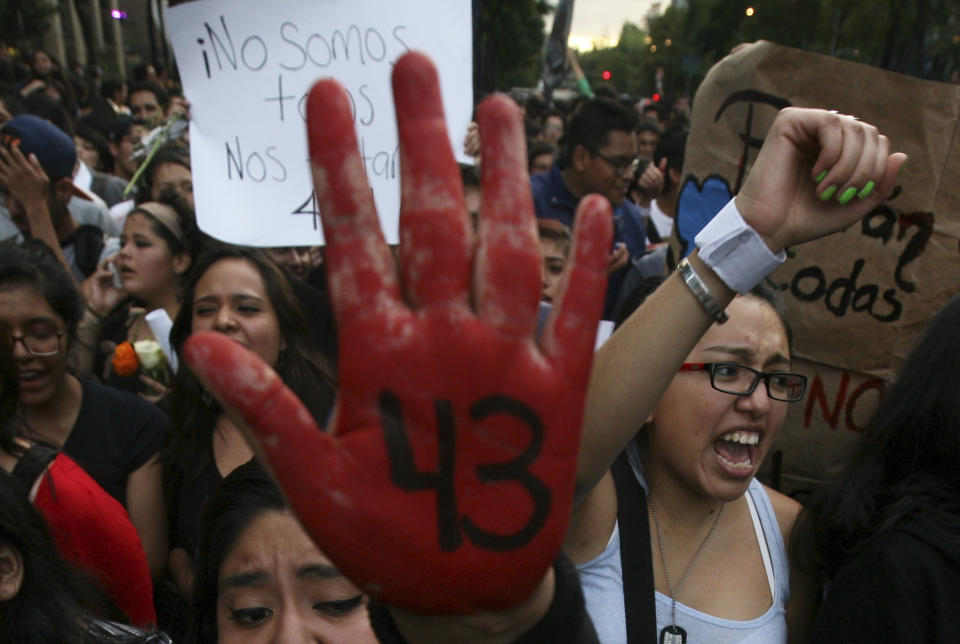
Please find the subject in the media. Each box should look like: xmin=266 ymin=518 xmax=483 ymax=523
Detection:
xmin=0 ymin=37 xmax=954 ymax=644
xmin=462 ymin=74 xmax=690 ymax=320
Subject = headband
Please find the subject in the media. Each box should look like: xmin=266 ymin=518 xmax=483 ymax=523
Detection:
xmin=133 ymin=202 xmax=184 ymax=244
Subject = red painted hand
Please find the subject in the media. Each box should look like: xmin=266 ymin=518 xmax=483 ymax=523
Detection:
xmin=184 ymin=52 xmax=612 ymax=613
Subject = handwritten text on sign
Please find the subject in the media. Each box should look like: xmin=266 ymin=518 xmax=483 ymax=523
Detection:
xmin=166 ymin=0 xmax=473 ymax=246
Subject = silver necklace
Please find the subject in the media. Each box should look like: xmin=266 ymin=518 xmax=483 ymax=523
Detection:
xmin=648 ymin=490 xmax=726 ymax=644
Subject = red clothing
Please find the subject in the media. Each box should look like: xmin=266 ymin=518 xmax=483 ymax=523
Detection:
xmin=33 ymin=453 xmax=156 ymax=627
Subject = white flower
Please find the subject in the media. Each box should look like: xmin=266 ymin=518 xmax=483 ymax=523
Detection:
xmin=133 ymin=340 xmax=167 ymax=371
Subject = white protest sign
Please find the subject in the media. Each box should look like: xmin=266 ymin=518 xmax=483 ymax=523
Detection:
xmin=165 ymin=0 xmax=473 ymax=246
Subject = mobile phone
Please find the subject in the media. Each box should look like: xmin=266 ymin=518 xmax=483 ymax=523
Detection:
xmin=109 ymin=262 xmax=124 ymax=289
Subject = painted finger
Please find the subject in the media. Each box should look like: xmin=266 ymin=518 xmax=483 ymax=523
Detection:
xmin=392 ymin=52 xmax=472 ymax=309
xmin=473 ymin=93 xmax=541 ymax=339
xmin=873 ymin=151 xmax=907 ymax=202
xmin=540 ymin=195 xmax=612 ymax=388
xmin=828 ymin=117 xmax=866 ymax=198
xmin=810 ymin=111 xmax=845 ymax=189
xmin=810 ymin=146 xmax=905 ymax=234
xmin=182 ymin=331 xmax=342 ymax=520
xmin=817 ymin=116 xmax=864 ymax=202
xmin=306 ymin=79 xmax=402 ymax=333
xmin=859 ymin=134 xmax=890 ymax=200
xmin=838 ymin=123 xmax=879 ymax=204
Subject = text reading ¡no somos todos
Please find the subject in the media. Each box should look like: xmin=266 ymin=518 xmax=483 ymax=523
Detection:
xmin=194 ymin=16 xmax=410 ymax=79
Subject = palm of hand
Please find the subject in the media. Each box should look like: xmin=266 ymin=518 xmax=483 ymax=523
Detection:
xmin=327 ymin=302 xmax=587 ymax=611
xmin=0 ymin=143 xmax=48 ymax=205
xmin=184 ymin=52 xmax=611 ymax=613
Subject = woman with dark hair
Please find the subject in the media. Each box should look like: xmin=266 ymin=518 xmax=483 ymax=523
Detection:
xmin=0 ymin=324 xmax=156 ymax=626
xmin=84 ymin=189 xmax=206 ymax=399
xmin=73 ymin=119 xmax=131 ymax=209
xmin=188 ymin=461 xmax=373 ymax=643
xmin=0 ymin=466 xmax=168 ymax=643
xmin=99 ymin=80 xmax=130 ymax=116
xmin=29 ymin=50 xmax=56 ymax=79
xmin=134 ymin=145 xmax=193 ymax=210
xmin=107 ymin=144 xmax=193 ymax=235
xmin=18 ymin=50 xmax=80 ymax=126
xmin=0 ymin=241 xmax=168 ymax=579
xmin=163 ymin=244 xmax=336 ymax=596
xmin=568 ymin=280 xmax=815 ymax=643
xmin=795 ymin=293 xmax=960 ymax=641
xmin=74 ymin=121 xmax=114 ymax=173
xmin=190 ymin=462 xmax=590 ymax=643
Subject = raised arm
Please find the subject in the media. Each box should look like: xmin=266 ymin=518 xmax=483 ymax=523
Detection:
xmin=0 ymin=144 xmax=74 ymax=283
xmin=575 ymin=107 xmax=906 ymax=494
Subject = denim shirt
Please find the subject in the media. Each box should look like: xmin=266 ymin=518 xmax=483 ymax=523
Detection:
xmin=530 ymin=161 xmax=648 ymax=318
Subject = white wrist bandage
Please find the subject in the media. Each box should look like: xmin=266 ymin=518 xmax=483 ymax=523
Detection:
xmin=694 ymin=198 xmax=786 ymax=294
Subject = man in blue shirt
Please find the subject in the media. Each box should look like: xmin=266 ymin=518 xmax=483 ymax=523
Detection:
xmin=530 ymin=99 xmax=647 ymax=319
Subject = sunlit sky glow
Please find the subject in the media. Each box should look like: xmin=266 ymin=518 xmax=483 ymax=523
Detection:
xmin=564 ymin=0 xmax=664 ymax=51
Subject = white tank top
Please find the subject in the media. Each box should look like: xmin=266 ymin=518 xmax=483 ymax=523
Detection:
xmin=576 ymin=446 xmax=790 ymax=644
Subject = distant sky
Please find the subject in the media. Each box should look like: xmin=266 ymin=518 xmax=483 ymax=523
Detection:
xmin=565 ymin=0 xmax=665 ymax=51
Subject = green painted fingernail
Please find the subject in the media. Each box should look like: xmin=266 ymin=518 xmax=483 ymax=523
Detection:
xmin=857 ymin=180 xmax=875 ymax=199
xmin=838 ymin=186 xmax=858 ymax=205
xmin=815 ymin=170 xmax=828 ymax=183
xmin=820 ymin=185 xmax=838 ymax=201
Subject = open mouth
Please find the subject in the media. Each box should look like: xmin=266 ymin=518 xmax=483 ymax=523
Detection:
xmin=713 ymin=430 xmax=761 ymax=472
xmin=18 ymin=369 xmax=47 ymax=389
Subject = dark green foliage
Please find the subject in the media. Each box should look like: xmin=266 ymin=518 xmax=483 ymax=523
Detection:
xmin=0 ymin=0 xmax=57 ymax=52
xmin=474 ymin=0 xmax=552 ymax=95
xmin=574 ymin=0 xmax=959 ymax=100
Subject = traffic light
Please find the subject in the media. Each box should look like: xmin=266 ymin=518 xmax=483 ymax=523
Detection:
xmin=602 ymin=70 xmax=612 ymax=81
xmin=652 ymin=93 xmax=661 ymax=102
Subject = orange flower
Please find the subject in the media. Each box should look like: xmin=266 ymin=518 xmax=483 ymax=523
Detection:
xmin=112 ymin=341 xmax=140 ymax=377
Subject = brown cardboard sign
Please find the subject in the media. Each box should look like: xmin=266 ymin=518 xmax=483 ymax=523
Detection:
xmin=670 ymin=41 xmax=960 ymax=495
